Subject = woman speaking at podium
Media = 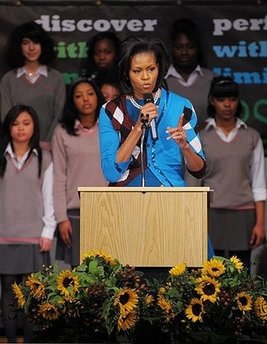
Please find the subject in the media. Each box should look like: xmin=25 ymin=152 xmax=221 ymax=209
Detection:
xmin=99 ymin=34 xmax=205 ymax=188
xmin=98 ymin=34 xmax=214 ymax=260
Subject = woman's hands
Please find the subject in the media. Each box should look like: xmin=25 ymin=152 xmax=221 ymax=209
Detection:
xmin=166 ymin=114 xmax=204 ymax=173
xmin=250 ymin=201 xmax=266 ymax=248
xmin=116 ymin=102 xmax=158 ymax=162
xmin=166 ymin=114 xmax=189 ymax=149
xmin=250 ymin=223 xmax=265 ymax=248
xmin=58 ymin=220 xmax=72 ymax=248
xmin=135 ymin=102 xmax=158 ymax=132
xmin=39 ymin=237 xmax=53 ymax=252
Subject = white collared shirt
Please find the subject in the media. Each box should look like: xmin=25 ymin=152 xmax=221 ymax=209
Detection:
xmin=204 ymin=118 xmax=266 ymax=202
xmin=5 ymin=144 xmax=56 ymax=239
xmin=17 ymin=65 xmax=48 ymax=84
xmin=205 ymin=117 xmax=245 ymax=142
xmin=165 ymin=64 xmax=204 ymax=87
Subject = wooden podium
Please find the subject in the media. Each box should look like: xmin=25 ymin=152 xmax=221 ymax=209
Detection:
xmin=78 ymin=187 xmax=210 ymax=267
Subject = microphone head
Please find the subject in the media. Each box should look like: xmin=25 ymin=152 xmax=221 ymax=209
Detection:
xmin=143 ymin=93 xmax=154 ymax=103
xmin=183 ymin=106 xmax=192 ymax=124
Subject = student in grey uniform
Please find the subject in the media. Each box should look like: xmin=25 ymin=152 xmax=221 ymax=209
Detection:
xmin=52 ymin=79 xmax=108 ymax=267
xmin=0 ymin=21 xmax=66 ymax=150
xmin=0 ymin=105 xmax=56 ymax=342
xmin=200 ymin=76 xmax=266 ymax=271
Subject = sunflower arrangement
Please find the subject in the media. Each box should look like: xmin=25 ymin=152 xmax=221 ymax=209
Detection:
xmin=12 ymin=254 xmax=267 ymax=343
xmin=12 ymin=251 xmax=147 ymax=342
xmin=152 ymin=256 xmax=267 ymax=343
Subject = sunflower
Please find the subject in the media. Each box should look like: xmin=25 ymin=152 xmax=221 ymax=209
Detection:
xmin=157 ymin=295 xmax=175 ymax=321
xmin=38 ymin=303 xmax=59 ymax=320
xmin=236 ymin=292 xmax=252 ymax=312
xmin=202 ymin=259 xmax=225 ymax=278
xmin=185 ymin=298 xmax=204 ymax=322
xmin=82 ymin=250 xmax=117 ymax=266
xmin=56 ymin=270 xmax=80 ymax=298
xmin=230 ymin=256 xmax=244 ymax=272
xmin=144 ymin=294 xmax=154 ymax=305
xmin=117 ymin=310 xmax=137 ymax=331
xmin=114 ymin=288 xmax=138 ymax=315
xmin=25 ymin=274 xmax=45 ymax=299
xmin=159 ymin=287 xmax=167 ymax=295
xmin=195 ymin=276 xmax=221 ymax=303
xmin=169 ymin=263 xmax=187 ymax=277
xmin=12 ymin=282 xmax=26 ymax=308
xmin=254 ymin=296 xmax=267 ymax=320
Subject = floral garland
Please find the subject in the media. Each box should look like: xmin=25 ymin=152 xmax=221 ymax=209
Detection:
xmin=12 ymin=252 xmax=267 ymax=343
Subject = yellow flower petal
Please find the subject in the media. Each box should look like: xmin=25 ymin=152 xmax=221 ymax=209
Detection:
xmin=117 ymin=310 xmax=137 ymax=331
xmin=230 ymin=256 xmax=244 ymax=272
xmin=12 ymin=282 xmax=25 ymax=308
xmin=254 ymin=296 xmax=267 ymax=320
xmin=114 ymin=288 xmax=138 ymax=315
xmin=169 ymin=263 xmax=187 ymax=277
xmin=195 ymin=276 xmax=221 ymax=303
xmin=185 ymin=298 xmax=204 ymax=322
xmin=56 ymin=270 xmax=80 ymax=298
xmin=38 ymin=303 xmax=59 ymax=320
xmin=236 ymin=292 xmax=252 ymax=312
xmin=202 ymin=259 xmax=225 ymax=278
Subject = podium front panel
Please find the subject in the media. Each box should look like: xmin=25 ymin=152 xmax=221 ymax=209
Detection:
xmin=78 ymin=187 xmax=209 ymax=267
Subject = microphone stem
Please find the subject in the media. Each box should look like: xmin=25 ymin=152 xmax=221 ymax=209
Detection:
xmin=140 ymin=126 xmax=146 ymax=187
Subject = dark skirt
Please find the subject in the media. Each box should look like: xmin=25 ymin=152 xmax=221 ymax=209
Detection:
xmin=55 ymin=208 xmax=80 ymax=266
xmin=208 ymin=208 xmax=256 ymax=251
xmin=0 ymin=244 xmax=50 ymax=274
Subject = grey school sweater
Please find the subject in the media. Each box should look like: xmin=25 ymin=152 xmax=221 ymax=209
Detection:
xmin=52 ymin=123 xmax=108 ymax=223
xmin=0 ymin=67 xmax=66 ymax=142
xmin=0 ymin=150 xmax=51 ymax=243
xmin=200 ymin=126 xmax=262 ymax=208
xmin=165 ymin=67 xmax=215 ymax=125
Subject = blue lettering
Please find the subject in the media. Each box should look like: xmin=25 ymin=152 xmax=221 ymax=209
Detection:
xmin=212 ymin=67 xmax=267 ymax=84
xmin=213 ymin=40 xmax=267 ymax=58
xmin=213 ymin=45 xmax=238 ymax=58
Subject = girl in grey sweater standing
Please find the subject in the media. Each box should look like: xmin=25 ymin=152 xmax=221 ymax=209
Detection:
xmin=0 ymin=104 xmax=56 ymax=342
xmin=52 ymin=79 xmax=108 ymax=267
xmin=200 ymin=76 xmax=266 ymax=271
xmin=0 ymin=21 xmax=66 ymax=150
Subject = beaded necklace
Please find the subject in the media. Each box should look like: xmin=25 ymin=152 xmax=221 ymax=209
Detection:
xmin=126 ymin=89 xmax=161 ymax=109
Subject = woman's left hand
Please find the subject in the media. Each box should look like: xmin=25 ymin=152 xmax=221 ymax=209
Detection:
xmin=39 ymin=237 xmax=53 ymax=252
xmin=250 ymin=224 xmax=266 ymax=248
xmin=166 ymin=114 xmax=189 ymax=149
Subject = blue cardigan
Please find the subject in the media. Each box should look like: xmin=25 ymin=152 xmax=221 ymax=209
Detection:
xmin=99 ymin=88 xmax=205 ymax=186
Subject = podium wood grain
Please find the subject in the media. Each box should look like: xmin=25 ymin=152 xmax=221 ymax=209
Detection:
xmin=78 ymin=187 xmax=210 ymax=267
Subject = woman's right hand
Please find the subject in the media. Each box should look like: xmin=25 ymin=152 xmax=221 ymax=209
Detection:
xmin=58 ymin=220 xmax=72 ymax=248
xmin=137 ymin=102 xmax=158 ymax=130
xmin=116 ymin=102 xmax=158 ymax=163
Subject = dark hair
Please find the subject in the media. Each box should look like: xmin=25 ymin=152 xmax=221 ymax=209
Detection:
xmin=61 ymin=79 xmax=105 ymax=135
xmin=170 ymin=18 xmax=204 ymax=66
xmin=4 ymin=21 xmax=56 ymax=68
xmin=82 ymin=32 xmax=121 ymax=78
xmin=118 ymin=35 xmax=170 ymax=95
xmin=96 ymin=68 xmax=121 ymax=93
xmin=0 ymin=104 xmax=42 ymax=177
xmin=207 ymin=76 xmax=242 ymax=117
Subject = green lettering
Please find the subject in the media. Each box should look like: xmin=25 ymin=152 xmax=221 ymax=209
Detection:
xmin=77 ymin=42 xmax=88 ymax=58
xmin=55 ymin=41 xmax=87 ymax=59
xmin=56 ymin=42 xmax=67 ymax=58
xmin=63 ymin=72 xmax=79 ymax=85
xmin=67 ymin=43 xmax=79 ymax=59
xmin=254 ymin=98 xmax=267 ymax=124
xmin=240 ymin=100 xmax=250 ymax=122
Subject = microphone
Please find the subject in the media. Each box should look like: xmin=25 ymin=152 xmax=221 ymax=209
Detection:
xmin=143 ymin=93 xmax=158 ymax=141
xmin=182 ymin=107 xmax=192 ymax=126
